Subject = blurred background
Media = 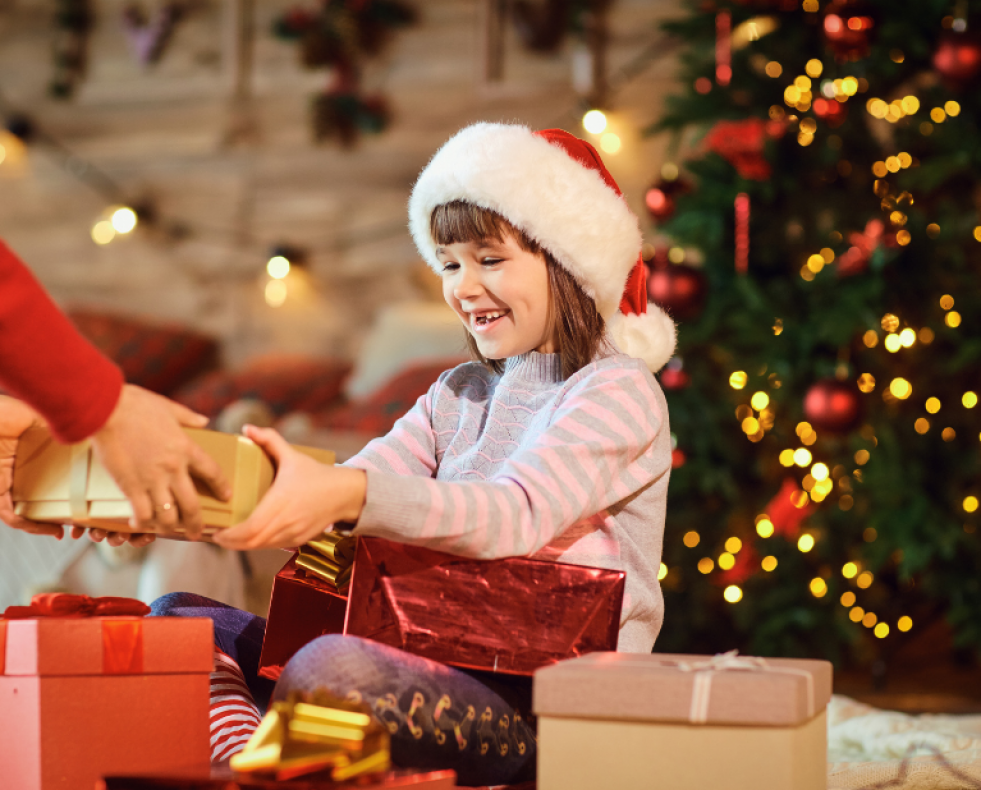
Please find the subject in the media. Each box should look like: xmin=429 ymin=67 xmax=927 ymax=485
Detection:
xmin=2 ymin=0 xmax=980 ymax=713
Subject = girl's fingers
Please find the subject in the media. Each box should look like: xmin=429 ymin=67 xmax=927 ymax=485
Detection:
xmin=242 ymin=425 xmax=292 ymax=466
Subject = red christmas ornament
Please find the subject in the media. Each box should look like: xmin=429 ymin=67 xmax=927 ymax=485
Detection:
xmin=836 ymin=218 xmax=891 ymax=277
xmin=822 ymin=0 xmax=875 ymax=61
xmin=647 ymin=262 xmax=708 ymax=321
xmin=644 ymin=177 xmax=691 ymax=223
xmin=813 ymin=97 xmax=848 ymax=126
xmin=660 ymin=367 xmax=691 ymax=390
xmin=705 ymin=118 xmax=785 ymax=181
xmin=933 ymin=33 xmax=981 ymax=86
xmin=803 ymin=378 xmax=863 ymax=433
xmin=764 ymin=477 xmax=816 ymax=538
xmin=716 ymin=543 xmax=759 ymax=586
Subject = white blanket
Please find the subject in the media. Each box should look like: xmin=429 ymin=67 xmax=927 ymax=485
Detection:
xmin=828 ymin=695 xmax=981 ymax=789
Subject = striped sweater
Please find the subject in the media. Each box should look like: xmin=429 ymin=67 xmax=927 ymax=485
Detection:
xmin=345 ymin=348 xmax=671 ymax=653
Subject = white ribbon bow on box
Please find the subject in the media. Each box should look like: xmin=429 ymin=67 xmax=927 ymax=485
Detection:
xmin=670 ymin=649 xmax=816 ymax=724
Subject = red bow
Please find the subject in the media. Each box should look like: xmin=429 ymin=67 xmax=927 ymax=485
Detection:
xmin=3 ymin=593 xmax=150 ymax=620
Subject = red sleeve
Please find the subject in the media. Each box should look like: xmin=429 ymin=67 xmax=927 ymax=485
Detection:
xmin=0 ymin=239 xmax=124 ymax=443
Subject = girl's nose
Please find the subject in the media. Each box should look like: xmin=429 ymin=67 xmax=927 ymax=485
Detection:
xmin=454 ymin=266 xmax=483 ymax=300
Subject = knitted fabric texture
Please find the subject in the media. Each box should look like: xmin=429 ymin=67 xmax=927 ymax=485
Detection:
xmin=345 ymin=349 xmax=670 ymax=652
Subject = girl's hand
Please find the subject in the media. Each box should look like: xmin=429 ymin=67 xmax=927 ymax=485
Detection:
xmin=213 ymin=425 xmax=367 ymax=550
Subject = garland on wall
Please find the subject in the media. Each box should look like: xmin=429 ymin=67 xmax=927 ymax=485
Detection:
xmin=51 ymin=0 xmax=94 ymax=98
xmin=272 ymin=0 xmax=416 ymax=146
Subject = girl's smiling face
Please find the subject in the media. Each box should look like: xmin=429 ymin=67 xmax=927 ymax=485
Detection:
xmin=438 ymin=234 xmax=555 ymax=360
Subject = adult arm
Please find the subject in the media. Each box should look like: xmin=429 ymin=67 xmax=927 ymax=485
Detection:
xmin=0 ymin=241 xmax=231 ymax=539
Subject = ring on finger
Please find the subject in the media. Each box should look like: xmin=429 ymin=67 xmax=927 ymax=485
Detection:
xmin=157 ymin=501 xmax=175 ymax=514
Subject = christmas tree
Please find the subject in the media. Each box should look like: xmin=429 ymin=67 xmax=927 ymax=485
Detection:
xmin=646 ymin=0 xmax=981 ymax=667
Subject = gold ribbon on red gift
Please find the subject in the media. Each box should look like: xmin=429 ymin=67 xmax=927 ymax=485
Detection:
xmin=1 ymin=593 xmax=150 ymax=676
xmin=672 ymin=649 xmax=816 ymax=723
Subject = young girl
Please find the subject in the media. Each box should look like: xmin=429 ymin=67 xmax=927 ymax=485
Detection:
xmin=154 ymin=123 xmax=675 ymax=786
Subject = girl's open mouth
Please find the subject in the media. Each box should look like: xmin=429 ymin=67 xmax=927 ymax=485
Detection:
xmin=472 ymin=310 xmax=510 ymax=330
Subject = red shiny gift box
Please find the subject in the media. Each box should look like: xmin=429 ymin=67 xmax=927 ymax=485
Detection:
xmin=345 ymin=537 xmax=625 ymax=676
xmin=0 ymin=594 xmax=213 ymax=790
xmin=258 ymin=554 xmax=348 ymax=681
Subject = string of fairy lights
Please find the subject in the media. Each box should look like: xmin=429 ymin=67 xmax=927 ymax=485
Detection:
xmin=652 ymin=0 xmax=981 ymax=641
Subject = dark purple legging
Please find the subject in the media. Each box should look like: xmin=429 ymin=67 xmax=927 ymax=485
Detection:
xmin=150 ymin=593 xmax=537 ymax=787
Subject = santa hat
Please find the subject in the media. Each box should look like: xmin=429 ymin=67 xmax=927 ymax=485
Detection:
xmin=408 ymin=122 xmax=676 ymax=371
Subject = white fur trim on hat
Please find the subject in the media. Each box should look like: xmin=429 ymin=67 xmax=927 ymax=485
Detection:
xmin=409 ymin=123 xmax=642 ymax=320
xmin=609 ymin=309 xmax=676 ymax=372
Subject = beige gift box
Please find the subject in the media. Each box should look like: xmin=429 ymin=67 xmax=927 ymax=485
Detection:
xmin=533 ymin=651 xmax=833 ymax=790
xmin=11 ymin=426 xmax=334 ymax=537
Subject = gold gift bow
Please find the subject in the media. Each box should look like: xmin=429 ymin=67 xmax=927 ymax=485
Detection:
xmin=230 ymin=691 xmax=390 ymax=781
xmin=296 ymin=532 xmax=356 ymax=592
xmin=672 ymin=650 xmax=817 ymax=724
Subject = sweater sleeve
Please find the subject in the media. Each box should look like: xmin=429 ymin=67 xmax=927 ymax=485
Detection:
xmin=352 ymin=365 xmax=667 ymax=560
xmin=342 ymin=379 xmax=442 ymax=479
xmin=0 ymin=240 xmax=124 ymax=442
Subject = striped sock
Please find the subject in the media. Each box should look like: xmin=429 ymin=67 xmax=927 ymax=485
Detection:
xmin=210 ymin=648 xmax=262 ymax=762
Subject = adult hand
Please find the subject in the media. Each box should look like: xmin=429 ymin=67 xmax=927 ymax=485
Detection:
xmin=91 ymin=384 xmax=233 ymax=541
xmin=214 ymin=425 xmax=366 ymax=550
xmin=0 ymin=396 xmax=66 ymax=538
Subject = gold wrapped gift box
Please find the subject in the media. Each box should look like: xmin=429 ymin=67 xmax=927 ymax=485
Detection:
xmin=11 ymin=426 xmax=334 ymax=537
xmin=230 ymin=690 xmax=391 ymax=782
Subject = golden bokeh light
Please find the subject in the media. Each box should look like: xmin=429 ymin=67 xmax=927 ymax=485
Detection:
xmin=582 ymin=109 xmax=608 ymax=134
xmin=863 ymin=330 xmax=879 ymax=348
xmin=91 ymin=220 xmax=116 ymax=245
xmin=724 ymin=585 xmax=743 ymax=603
xmin=964 ymin=496 xmax=979 ymax=513
xmin=926 ymin=397 xmax=941 ymax=414
xmin=659 ymin=563 xmax=668 ymax=581
xmin=881 ymin=313 xmax=900 ymax=332
xmin=794 ymin=448 xmax=813 ymax=467
xmin=725 ymin=537 xmax=743 ymax=554
xmin=266 ymin=256 xmax=290 ymax=279
xmin=855 ymin=449 xmax=870 ymax=465
xmin=264 ymin=279 xmax=288 ymax=307
xmin=698 ymin=557 xmax=715 ymax=574
xmin=849 ymin=606 xmax=864 ymax=622
xmin=899 ymin=328 xmax=916 ymax=347
xmin=940 ymin=294 xmax=954 ymax=310
xmin=857 ymin=373 xmax=875 ymax=393
xmin=842 ymin=562 xmax=858 ymax=579
xmin=862 ymin=611 xmax=877 ymax=628
xmin=761 ymin=555 xmax=778 ymax=572
xmin=751 ymin=391 xmax=770 ymax=411
xmin=856 ymin=571 xmax=873 ymax=589
xmin=811 ymin=463 xmax=829 ymax=481
xmin=756 ymin=518 xmax=775 ymax=538
xmin=683 ymin=531 xmax=700 ymax=548
xmin=810 ymin=578 xmax=828 ymax=597
xmin=600 ymin=133 xmax=622 ymax=154
xmin=840 ymin=591 xmax=856 ymax=607
xmin=805 ymin=59 xmax=823 ymax=77
xmin=874 ymin=623 xmax=890 ymax=638
xmin=963 ymin=392 xmax=978 ymax=408
xmin=889 ymin=378 xmax=912 ymax=399
xmin=730 ymin=371 xmax=748 ymax=390
xmin=946 ymin=311 xmax=962 ymax=328
xmin=898 ymin=616 xmax=913 ymax=632
xmin=718 ymin=552 xmax=736 ymax=571
xmin=914 ymin=418 xmax=930 ymax=434
xmin=884 ymin=334 xmax=902 ymax=353
xmin=798 ymin=534 xmax=815 ymax=553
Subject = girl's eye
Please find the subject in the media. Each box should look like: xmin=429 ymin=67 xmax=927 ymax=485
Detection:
xmin=481 ymin=258 xmax=502 ymax=266
xmin=441 ymin=262 xmax=459 ymax=273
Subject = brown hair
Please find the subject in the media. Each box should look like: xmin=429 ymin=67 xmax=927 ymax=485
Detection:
xmin=430 ymin=201 xmax=606 ymax=379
